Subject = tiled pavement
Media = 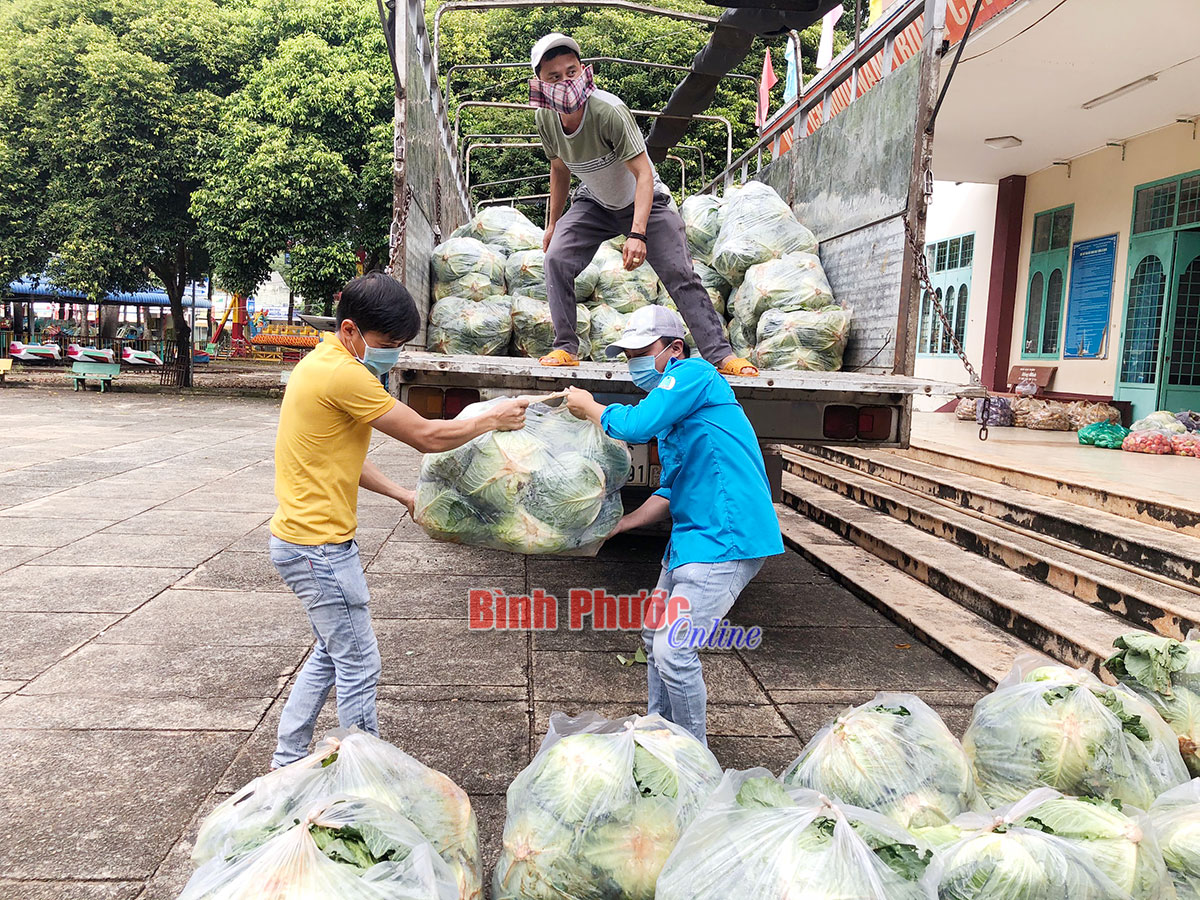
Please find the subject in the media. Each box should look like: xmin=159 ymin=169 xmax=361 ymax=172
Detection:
xmin=0 ymin=390 xmax=986 ymax=898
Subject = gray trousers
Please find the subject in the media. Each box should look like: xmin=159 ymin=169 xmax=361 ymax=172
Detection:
xmin=544 ymin=194 xmax=734 ymax=363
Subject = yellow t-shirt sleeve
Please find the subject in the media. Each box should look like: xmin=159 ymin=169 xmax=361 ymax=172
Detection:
xmin=328 ymin=360 xmax=398 ymax=424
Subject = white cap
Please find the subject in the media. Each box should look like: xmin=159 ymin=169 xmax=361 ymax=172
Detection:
xmin=531 ymin=33 xmax=582 ymax=74
xmin=605 ymin=305 xmax=686 ymax=359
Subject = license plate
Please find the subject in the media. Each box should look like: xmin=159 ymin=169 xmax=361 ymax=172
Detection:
xmin=626 ymin=444 xmax=661 ymax=488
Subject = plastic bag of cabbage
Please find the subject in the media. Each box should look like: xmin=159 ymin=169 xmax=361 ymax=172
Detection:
xmin=962 ymin=659 xmax=1188 ymax=808
xmin=592 ymin=241 xmax=659 ymax=312
xmin=1106 ymin=631 xmax=1200 ymax=777
xmin=414 ymin=398 xmax=628 ymax=555
xmin=730 ymin=252 xmax=834 ymax=332
xmin=179 ymin=796 xmax=460 ymax=900
xmin=657 ymin=769 xmax=935 ymax=900
xmin=191 ymin=730 xmax=482 ymax=900
xmin=754 ymin=306 xmax=851 ymax=372
xmin=933 ymin=787 xmax=1170 ymax=900
xmin=428 ymin=296 xmax=513 ymax=356
xmin=1149 ymin=779 xmax=1200 ymax=899
xmin=588 ymin=304 xmax=629 ymax=361
xmin=510 ymin=295 xmax=591 ymax=360
xmin=680 ymin=194 xmax=722 ymax=264
xmin=693 ymin=260 xmax=730 ymax=317
xmin=781 ymin=693 xmax=980 ymax=832
xmin=493 ymin=712 xmax=722 ymax=900
xmin=710 ymin=181 xmax=818 ymax=283
xmin=450 ymin=206 xmax=543 ymax=254
xmin=431 ymin=238 xmax=507 ymax=302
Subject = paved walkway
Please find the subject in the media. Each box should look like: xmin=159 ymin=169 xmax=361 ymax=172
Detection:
xmin=0 ymin=389 xmax=984 ymax=898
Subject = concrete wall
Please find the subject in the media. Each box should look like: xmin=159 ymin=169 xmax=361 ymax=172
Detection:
xmin=1011 ymin=123 xmax=1200 ymax=397
xmin=914 ymin=180 xmax=998 ymax=405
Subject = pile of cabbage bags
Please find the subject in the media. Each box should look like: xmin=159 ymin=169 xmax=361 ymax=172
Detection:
xmin=428 ymin=296 xmax=513 ymax=357
xmin=413 ymin=397 xmax=629 ymax=555
xmin=186 ymin=730 xmax=482 ymax=900
xmin=1107 ymin=631 xmax=1200 ymax=777
xmin=588 ymin=304 xmax=630 ymax=361
xmin=781 ymin=693 xmax=981 ymax=832
xmin=657 ymin=770 xmax=934 ymax=900
xmin=754 ymin=306 xmax=851 ymax=372
xmin=450 ymin=206 xmax=543 ymax=254
xmin=510 ymin=295 xmax=591 ymax=360
xmin=493 ymin=712 xmax=722 ymax=900
xmin=709 ymin=181 xmax=818 ymax=283
xmin=962 ymin=659 xmax=1189 ymax=808
xmin=591 ymin=240 xmax=659 ymax=312
xmin=431 ymin=238 xmax=507 ymax=302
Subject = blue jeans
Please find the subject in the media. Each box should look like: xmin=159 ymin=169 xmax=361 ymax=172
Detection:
xmin=642 ymin=557 xmax=764 ymax=746
xmin=269 ymin=536 xmax=382 ymax=768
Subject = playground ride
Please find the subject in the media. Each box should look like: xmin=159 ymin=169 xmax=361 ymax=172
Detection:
xmin=8 ymin=341 xmax=62 ymax=361
xmin=66 ymin=344 xmax=116 ymax=364
xmin=121 ymin=346 xmax=164 ymax=366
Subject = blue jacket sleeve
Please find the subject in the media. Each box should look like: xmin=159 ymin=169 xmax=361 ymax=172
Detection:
xmin=599 ymin=366 xmax=711 ymax=445
xmin=653 ymin=486 xmax=671 ymax=501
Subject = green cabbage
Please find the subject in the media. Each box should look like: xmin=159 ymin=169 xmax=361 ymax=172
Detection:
xmin=657 ymin=293 xmax=729 ymax=352
xmin=693 ymin=260 xmax=730 ymax=316
xmin=963 ymin=662 xmax=1189 ymax=808
xmin=574 ymin=261 xmax=601 ymax=302
xmin=428 ymin=296 xmax=513 ymax=356
xmin=505 ymin=250 xmax=546 ymax=300
xmin=1106 ymin=632 xmax=1200 ymax=776
xmin=729 ymin=252 xmax=834 ymax=332
xmin=1149 ymin=779 xmax=1200 ymax=899
xmin=657 ymin=769 xmax=932 ymax=900
xmin=431 ymin=237 xmax=506 ymax=285
xmin=587 ymin=304 xmax=629 ymax=361
xmin=729 ymin=316 xmax=754 ymax=359
xmin=1012 ymin=794 xmax=1173 ymax=899
xmin=493 ymin=714 xmax=722 ymax=900
xmin=434 ymin=272 xmax=505 ymax=302
xmin=710 ymin=182 xmax=818 ymax=283
xmin=451 ymin=206 xmax=543 ymax=253
xmin=782 ymin=693 xmax=980 ymax=831
xmin=413 ymin=400 xmax=629 ymax=555
xmin=510 ymin=295 xmax=591 ymax=359
xmin=753 ymin=306 xmax=851 ymax=372
xmin=191 ymin=732 xmax=481 ymax=900
xmin=680 ymin=194 xmax=723 ymax=263
xmin=592 ymin=242 xmax=659 ymax=313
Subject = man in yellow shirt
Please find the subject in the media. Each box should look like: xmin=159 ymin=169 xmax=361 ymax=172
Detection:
xmin=269 ymin=272 xmax=527 ymax=767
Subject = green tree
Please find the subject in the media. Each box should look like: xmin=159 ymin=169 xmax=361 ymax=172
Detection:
xmin=0 ymin=0 xmax=245 ymax=381
xmin=192 ymin=0 xmax=393 ymax=305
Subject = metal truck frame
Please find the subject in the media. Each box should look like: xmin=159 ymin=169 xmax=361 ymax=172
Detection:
xmin=374 ymin=0 xmax=968 ymax=490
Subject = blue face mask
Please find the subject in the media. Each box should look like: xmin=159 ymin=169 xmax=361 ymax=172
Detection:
xmin=350 ymin=329 xmax=401 ymax=378
xmin=628 ymin=345 xmax=673 ymax=392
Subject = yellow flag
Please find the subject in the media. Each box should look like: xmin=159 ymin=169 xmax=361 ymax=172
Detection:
xmin=869 ymin=0 xmax=883 ymax=25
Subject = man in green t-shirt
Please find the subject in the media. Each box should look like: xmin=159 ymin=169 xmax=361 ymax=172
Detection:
xmin=528 ymin=33 xmax=758 ymax=377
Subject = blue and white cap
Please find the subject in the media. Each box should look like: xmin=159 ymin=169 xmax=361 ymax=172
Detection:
xmin=605 ymin=305 xmax=687 ymax=358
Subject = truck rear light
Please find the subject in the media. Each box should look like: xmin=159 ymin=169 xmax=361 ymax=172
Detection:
xmin=444 ymin=388 xmax=480 ymax=419
xmin=858 ymin=406 xmax=894 ymax=441
xmin=822 ymin=405 xmax=858 ymax=440
xmin=407 ymin=386 xmax=444 ymax=419
xmin=648 ymin=440 xmax=660 ymax=466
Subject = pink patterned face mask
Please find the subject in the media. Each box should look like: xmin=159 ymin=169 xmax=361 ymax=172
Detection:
xmin=529 ymin=65 xmax=595 ymax=115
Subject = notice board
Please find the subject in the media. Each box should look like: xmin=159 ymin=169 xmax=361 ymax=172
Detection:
xmin=1063 ymin=234 xmax=1118 ymax=359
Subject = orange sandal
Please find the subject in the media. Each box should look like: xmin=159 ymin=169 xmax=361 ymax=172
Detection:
xmin=538 ymin=349 xmax=580 ymax=367
xmin=718 ymin=356 xmax=759 ymax=377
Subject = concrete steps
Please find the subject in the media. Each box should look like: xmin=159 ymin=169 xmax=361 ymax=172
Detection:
xmin=785 ymin=451 xmax=1200 ymax=640
xmin=775 ymin=504 xmax=1050 ymax=688
xmin=800 ymin=446 xmax=1200 ymax=589
xmin=777 ymin=444 xmax=1200 ymax=681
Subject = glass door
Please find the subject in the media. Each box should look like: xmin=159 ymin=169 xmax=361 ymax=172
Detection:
xmin=1114 ymin=233 xmax=1175 ymax=421
xmin=1161 ymin=231 xmax=1200 ymax=414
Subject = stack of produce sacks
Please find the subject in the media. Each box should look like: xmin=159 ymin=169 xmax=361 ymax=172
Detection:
xmin=962 ymin=658 xmax=1189 ymax=807
xmin=728 ymin=253 xmax=847 ymax=371
xmin=493 ymin=712 xmax=722 ymax=900
xmin=1067 ymin=400 xmax=1122 ymax=430
xmin=591 ymin=240 xmax=659 ymax=312
xmin=450 ymin=206 xmax=543 ymax=255
xmin=1149 ymin=779 xmax=1200 ymax=899
xmin=431 ymin=238 xmax=507 ymax=302
xmin=955 ymin=399 xmax=978 ymax=421
xmin=504 ymin=249 xmax=601 ymax=305
xmin=1023 ymin=400 xmax=1072 ymax=431
xmin=680 ymin=194 xmax=722 ymax=264
xmin=1124 ymin=411 xmax=1189 ymax=455
xmin=587 ymin=304 xmax=629 ymax=361
xmin=932 ymin=788 xmax=1174 ymax=899
xmin=1107 ymin=632 xmax=1200 ymax=777
xmin=186 ymin=730 xmax=481 ymax=900
xmin=656 ymin=770 xmax=935 ymax=900
xmin=780 ymin=693 xmax=982 ymax=832
xmin=413 ymin=396 xmax=628 ymax=555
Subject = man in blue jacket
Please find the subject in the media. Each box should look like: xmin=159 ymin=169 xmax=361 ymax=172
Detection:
xmin=565 ymin=306 xmax=783 ymax=744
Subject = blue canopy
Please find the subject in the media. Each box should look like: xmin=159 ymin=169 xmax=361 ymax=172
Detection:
xmin=6 ymin=277 xmax=212 ymax=309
